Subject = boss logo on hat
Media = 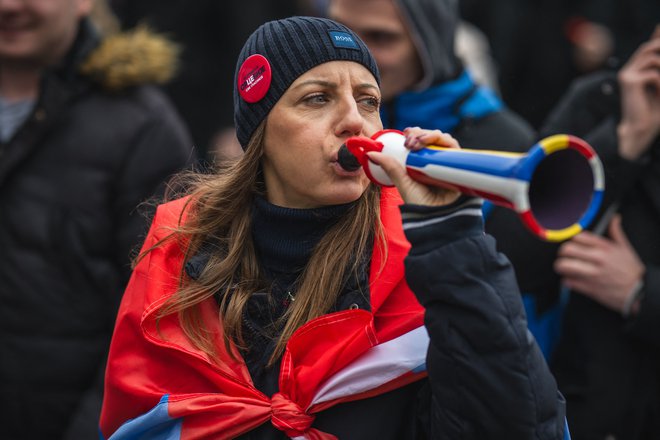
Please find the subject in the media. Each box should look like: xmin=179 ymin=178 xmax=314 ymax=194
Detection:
xmin=238 ymin=54 xmax=272 ymax=103
xmin=329 ymin=31 xmax=359 ymax=50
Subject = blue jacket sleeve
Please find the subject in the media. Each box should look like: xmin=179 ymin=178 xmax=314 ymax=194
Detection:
xmin=401 ymin=196 xmax=566 ymax=439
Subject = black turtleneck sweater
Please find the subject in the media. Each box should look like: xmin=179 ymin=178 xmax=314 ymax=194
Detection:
xmin=186 ymin=196 xmax=371 ymax=396
xmin=247 ymin=196 xmax=371 ymax=394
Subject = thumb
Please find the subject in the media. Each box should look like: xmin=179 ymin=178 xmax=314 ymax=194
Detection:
xmin=366 ymin=151 xmax=409 ymax=186
xmin=608 ymin=214 xmax=632 ymax=247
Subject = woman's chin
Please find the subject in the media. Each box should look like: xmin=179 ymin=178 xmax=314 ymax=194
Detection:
xmin=324 ymin=183 xmax=369 ymax=206
xmin=332 ymin=161 xmax=364 ymax=178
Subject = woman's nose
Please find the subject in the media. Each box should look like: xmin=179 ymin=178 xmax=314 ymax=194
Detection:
xmin=335 ymin=98 xmax=364 ymax=138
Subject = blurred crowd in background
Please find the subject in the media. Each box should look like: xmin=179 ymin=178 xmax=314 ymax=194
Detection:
xmin=1 ymin=0 xmax=658 ymax=438
xmin=109 ymin=0 xmax=659 ymax=161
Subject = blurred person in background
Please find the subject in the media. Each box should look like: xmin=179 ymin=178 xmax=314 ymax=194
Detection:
xmin=328 ymin=0 xmax=565 ymax=358
xmin=454 ymin=19 xmax=501 ymax=93
xmin=0 ymin=0 xmax=194 ymax=438
xmin=542 ymin=26 xmax=660 ymax=440
xmin=307 ymin=0 xmax=501 ymax=92
xmin=459 ymin=0 xmax=660 ymax=129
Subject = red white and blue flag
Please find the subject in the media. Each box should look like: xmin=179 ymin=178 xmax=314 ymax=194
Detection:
xmin=100 ymin=189 xmax=428 ymax=440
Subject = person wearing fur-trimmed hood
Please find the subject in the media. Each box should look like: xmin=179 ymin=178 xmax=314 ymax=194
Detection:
xmin=0 ymin=0 xmax=195 ymax=438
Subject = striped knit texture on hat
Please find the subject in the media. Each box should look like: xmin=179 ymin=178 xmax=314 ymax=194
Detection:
xmin=233 ymin=16 xmax=380 ymax=148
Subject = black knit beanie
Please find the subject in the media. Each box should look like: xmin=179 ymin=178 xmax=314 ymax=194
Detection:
xmin=233 ymin=16 xmax=380 ymax=149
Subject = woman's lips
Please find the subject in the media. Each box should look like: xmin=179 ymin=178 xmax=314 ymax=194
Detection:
xmin=331 ymin=159 xmax=363 ymax=177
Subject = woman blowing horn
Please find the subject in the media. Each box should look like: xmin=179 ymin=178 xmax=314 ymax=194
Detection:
xmin=100 ymin=16 xmax=568 ymax=440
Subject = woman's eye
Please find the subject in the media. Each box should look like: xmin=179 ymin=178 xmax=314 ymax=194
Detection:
xmin=360 ymin=96 xmax=381 ymax=110
xmin=304 ymin=94 xmax=329 ymax=105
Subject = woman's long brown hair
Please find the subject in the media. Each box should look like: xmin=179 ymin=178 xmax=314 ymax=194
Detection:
xmin=153 ymin=122 xmax=385 ymax=364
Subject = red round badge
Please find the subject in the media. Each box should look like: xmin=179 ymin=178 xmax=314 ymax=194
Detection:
xmin=237 ymin=54 xmax=272 ymax=103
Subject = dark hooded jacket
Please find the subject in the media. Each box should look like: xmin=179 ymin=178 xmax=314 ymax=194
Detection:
xmin=542 ymin=70 xmax=660 ymax=440
xmin=384 ymin=0 xmax=563 ymax=353
xmin=384 ymin=0 xmax=535 ymax=151
xmin=0 ymin=19 xmax=194 ymax=440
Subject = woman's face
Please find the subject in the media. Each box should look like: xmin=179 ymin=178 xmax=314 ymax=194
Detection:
xmin=263 ymin=60 xmax=382 ymax=209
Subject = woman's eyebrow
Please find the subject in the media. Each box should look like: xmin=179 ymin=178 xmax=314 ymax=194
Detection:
xmin=355 ymin=83 xmax=380 ymax=93
xmin=292 ymin=80 xmax=337 ymax=90
xmin=291 ymin=80 xmax=379 ymax=93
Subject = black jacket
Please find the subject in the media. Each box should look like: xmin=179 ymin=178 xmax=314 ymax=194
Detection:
xmin=541 ymin=71 xmax=660 ymax=440
xmin=0 ymin=20 xmax=194 ymax=440
xmin=213 ymin=196 xmax=566 ymax=439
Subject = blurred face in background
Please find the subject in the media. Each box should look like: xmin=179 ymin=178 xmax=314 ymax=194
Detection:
xmin=0 ymin=0 xmax=92 ymax=67
xmin=263 ymin=60 xmax=382 ymax=209
xmin=329 ymin=0 xmax=423 ymax=102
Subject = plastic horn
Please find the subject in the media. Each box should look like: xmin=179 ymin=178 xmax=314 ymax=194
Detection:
xmin=340 ymin=129 xmax=604 ymax=242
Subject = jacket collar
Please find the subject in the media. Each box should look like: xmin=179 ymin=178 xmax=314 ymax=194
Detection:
xmin=46 ymin=18 xmax=101 ymax=85
xmin=0 ymin=19 xmax=99 ymax=185
xmin=380 ymin=69 xmax=503 ymax=133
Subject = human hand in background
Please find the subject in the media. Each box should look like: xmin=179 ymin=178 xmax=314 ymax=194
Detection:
xmin=566 ymin=18 xmax=614 ymax=73
xmin=554 ymin=214 xmax=645 ymax=315
xmin=617 ymin=25 xmax=660 ymax=161
xmin=367 ymin=126 xmax=462 ymax=207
